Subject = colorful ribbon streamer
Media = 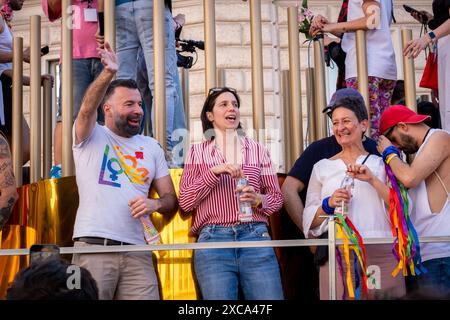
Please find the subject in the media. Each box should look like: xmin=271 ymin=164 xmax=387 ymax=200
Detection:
xmin=335 ymin=214 xmax=368 ymax=300
xmin=385 ymin=164 xmax=426 ymax=277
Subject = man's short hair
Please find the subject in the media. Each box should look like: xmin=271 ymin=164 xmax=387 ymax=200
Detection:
xmin=102 ymin=79 xmax=139 ymax=106
xmin=6 ymin=259 xmax=99 ymax=300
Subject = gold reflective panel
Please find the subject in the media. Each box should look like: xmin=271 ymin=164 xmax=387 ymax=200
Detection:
xmin=151 ymin=169 xmax=199 ymax=300
xmin=0 ymin=169 xmax=199 ymax=299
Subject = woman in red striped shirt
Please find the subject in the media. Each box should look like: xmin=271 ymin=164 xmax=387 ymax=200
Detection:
xmin=179 ymin=87 xmax=284 ymax=300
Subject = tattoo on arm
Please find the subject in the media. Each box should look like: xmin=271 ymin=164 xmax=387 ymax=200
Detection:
xmin=0 ymin=137 xmax=15 ymax=189
xmin=0 ymin=197 xmax=17 ymax=230
xmin=0 ymin=137 xmax=11 ymax=159
xmin=0 ymin=136 xmax=17 ymax=230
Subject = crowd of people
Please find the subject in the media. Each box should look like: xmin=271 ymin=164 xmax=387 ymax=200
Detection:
xmin=0 ymin=0 xmax=449 ymax=301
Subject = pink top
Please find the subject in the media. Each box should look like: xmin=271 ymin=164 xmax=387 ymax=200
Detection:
xmin=41 ymin=0 xmax=99 ymax=59
xmin=179 ymin=137 xmax=283 ymax=235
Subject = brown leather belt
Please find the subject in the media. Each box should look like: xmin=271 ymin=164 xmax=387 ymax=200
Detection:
xmin=74 ymin=237 xmax=132 ymax=246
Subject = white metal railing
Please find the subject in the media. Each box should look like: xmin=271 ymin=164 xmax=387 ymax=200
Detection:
xmin=1 ymin=217 xmax=449 ymax=300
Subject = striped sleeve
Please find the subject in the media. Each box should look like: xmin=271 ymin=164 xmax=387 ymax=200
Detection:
xmin=178 ymin=144 xmax=220 ymax=213
xmin=258 ymin=144 xmax=283 ymax=215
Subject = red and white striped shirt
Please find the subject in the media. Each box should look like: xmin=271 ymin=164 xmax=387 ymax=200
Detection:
xmin=179 ymin=136 xmax=283 ymax=235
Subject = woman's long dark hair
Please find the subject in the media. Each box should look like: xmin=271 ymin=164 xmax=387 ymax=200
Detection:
xmin=200 ymin=87 xmax=244 ymax=140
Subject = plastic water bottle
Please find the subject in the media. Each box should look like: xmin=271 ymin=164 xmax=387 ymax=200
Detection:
xmin=140 ymin=216 xmax=161 ymax=244
xmin=334 ymin=174 xmax=354 ymax=216
xmin=236 ymin=177 xmax=253 ymax=222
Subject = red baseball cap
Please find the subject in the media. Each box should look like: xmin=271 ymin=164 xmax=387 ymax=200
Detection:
xmin=379 ymin=105 xmax=431 ymax=135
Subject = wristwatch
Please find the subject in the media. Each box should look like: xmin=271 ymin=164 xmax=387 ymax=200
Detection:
xmin=428 ymin=31 xmax=437 ymax=43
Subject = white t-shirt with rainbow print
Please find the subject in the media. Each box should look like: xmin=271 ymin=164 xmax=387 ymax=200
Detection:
xmin=72 ymin=123 xmax=169 ymax=244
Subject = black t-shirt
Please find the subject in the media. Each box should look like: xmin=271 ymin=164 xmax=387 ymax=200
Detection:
xmin=429 ymin=0 xmax=450 ymax=30
xmin=287 ymin=135 xmax=380 ymax=204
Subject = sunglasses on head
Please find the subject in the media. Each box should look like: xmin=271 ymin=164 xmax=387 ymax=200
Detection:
xmin=207 ymin=87 xmax=237 ymax=96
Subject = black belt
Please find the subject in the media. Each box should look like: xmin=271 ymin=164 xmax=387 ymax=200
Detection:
xmin=74 ymin=237 xmax=132 ymax=246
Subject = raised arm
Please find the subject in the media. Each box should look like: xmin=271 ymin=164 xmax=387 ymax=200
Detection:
xmin=378 ymin=133 xmax=450 ymax=188
xmin=75 ymin=42 xmax=117 ymax=144
xmin=0 ymin=136 xmax=18 ymax=230
xmin=319 ymin=0 xmax=381 ymax=37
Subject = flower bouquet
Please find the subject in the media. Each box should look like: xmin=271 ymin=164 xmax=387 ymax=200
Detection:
xmin=298 ymin=0 xmax=314 ymax=40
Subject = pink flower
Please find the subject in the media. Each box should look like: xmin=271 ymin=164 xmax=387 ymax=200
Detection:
xmin=298 ymin=14 xmax=305 ymax=24
xmin=303 ymin=8 xmax=313 ymax=18
xmin=0 ymin=0 xmax=13 ymax=29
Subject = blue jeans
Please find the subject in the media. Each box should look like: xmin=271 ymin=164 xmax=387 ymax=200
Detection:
xmin=415 ymin=257 xmax=450 ymax=298
xmin=57 ymin=58 xmax=104 ymax=122
xmin=194 ymin=223 xmax=284 ymax=300
xmin=116 ymin=1 xmax=185 ymax=150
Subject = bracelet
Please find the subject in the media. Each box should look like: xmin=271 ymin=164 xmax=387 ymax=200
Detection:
xmin=322 ymin=197 xmax=335 ymax=215
xmin=385 ymin=153 xmax=398 ymax=165
xmin=382 ymin=146 xmax=400 ymax=162
xmin=253 ymin=194 xmax=262 ymax=208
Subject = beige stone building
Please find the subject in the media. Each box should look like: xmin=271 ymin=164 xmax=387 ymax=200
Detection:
xmin=13 ymin=0 xmax=432 ymax=172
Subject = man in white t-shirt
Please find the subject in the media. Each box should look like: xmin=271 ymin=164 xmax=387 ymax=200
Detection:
xmin=71 ymin=42 xmax=178 ymax=300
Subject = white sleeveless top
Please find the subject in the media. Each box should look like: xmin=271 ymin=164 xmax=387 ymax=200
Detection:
xmin=341 ymin=0 xmax=397 ymax=80
xmin=409 ymin=129 xmax=450 ymax=262
xmin=0 ymin=17 xmax=13 ymax=126
xmin=0 ymin=17 xmax=12 ymax=75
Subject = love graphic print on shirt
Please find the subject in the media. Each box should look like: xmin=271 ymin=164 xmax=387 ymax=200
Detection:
xmin=98 ymin=144 xmax=149 ymax=188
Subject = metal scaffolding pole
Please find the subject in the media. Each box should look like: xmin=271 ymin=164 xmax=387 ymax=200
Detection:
xmin=305 ymin=67 xmax=316 ymax=143
xmin=43 ymin=79 xmax=53 ymax=180
xmin=402 ymin=29 xmax=417 ymax=112
xmin=313 ymin=36 xmax=328 ymax=140
xmin=249 ymin=0 xmax=265 ymax=140
xmin=287 ymin=6 xmax=303 ymax=163
xmin=355 ymin=30 xmax=370 ymax=135
xmin=281 ymin=70 xmax=292 ymax=172
xmin=203 ymin=0 xmax=217 ymax=94
xmin=153 ymin=0 xmax=166 ymax=149
xmin=12 ymin=37 xmax=23 ymax=185
xmin=216 ymin=68 xmax=226 ymax=88
xmin=30 ymin=16 xmax=42 ymax=183
xmin=61 ymin=0 xmax=74 ymax=177
xmin=104 ymin=0 xmax=115 ymax=51
xmin=328 ymin=217 xmax=337 ymax=300
xmin=181 ymin=68 xmax=190 ymax=131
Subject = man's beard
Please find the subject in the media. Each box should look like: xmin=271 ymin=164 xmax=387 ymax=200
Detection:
xmin=115 ymin=115 xmax=141 ymax=137
xmin=399 ymin=132 xmax=419 ymax=154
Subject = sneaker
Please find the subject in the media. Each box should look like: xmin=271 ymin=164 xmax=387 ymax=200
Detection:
xmin=50 ymin=165 xmax=62 ymax=179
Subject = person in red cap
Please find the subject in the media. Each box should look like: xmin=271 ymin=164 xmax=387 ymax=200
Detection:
xmin=378 ymin=105 xmax=450 ymax=298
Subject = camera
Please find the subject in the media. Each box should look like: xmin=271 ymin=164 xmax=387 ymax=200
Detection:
xmin=175 ymin=26 xmax=204 ymax=69
xmin=176 ymin=39 xmax=204 ymax=69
